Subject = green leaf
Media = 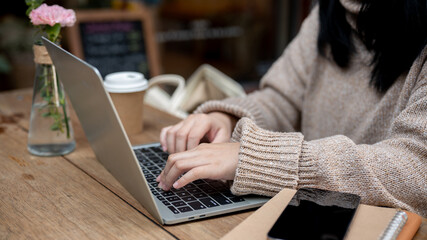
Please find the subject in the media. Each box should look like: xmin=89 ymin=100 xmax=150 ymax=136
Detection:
xmin=26 ymin=0 xmax=44 ymax=7
xmin=25 ymin=0 xmax=45 ymax=16
xmin=45 ymin=23 xmax=61 ymax=42
xmin=26 ymin=8 xmax=32 ymax=16
xmin=25 ymin=0 xmax=37 ymax=6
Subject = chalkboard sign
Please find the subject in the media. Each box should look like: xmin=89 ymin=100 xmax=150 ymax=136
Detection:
xmin=66 ymin=7 xmax=160 ymax=78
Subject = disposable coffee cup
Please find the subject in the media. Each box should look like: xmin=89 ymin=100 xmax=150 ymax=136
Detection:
xmin=104 ymin=71 xmax=148 ymax=135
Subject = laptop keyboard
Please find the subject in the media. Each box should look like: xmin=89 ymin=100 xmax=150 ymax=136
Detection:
xmin=134 ymin=145 xmax=245 ymax=215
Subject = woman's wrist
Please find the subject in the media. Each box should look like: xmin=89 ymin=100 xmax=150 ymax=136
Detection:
xmin=208 ymin=111 xmax=239 ymax=132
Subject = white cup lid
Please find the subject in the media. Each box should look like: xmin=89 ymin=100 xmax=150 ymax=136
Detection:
xmin=104 ymin=71 xmax=148 ymax=93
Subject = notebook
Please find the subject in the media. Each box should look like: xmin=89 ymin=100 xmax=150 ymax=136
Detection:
xmin=41 ymin=37 xmax=269 ymax=225
xmin=221 ymin=188 xmax=422 ymax=240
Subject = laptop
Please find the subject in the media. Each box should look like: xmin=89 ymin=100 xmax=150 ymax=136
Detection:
xmin=42 ymin=37 xmax=269 ymax=225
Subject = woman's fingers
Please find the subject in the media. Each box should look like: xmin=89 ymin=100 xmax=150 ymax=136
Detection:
xmin=157 ymin=142 xmax=240 ymax=191
xmin=165 ymin=121 xmax=184 ymax=153
xmin=160 ymin=126 xmax=172 ymax=151
xmin=160 ymin=114 xmax=210 ymax=154
xmin=186 ymin=121 xmax=212 ymax=150
xmin=160 ymin=112 xmax=237 ymax=155
xmin=158 ymin=150 xmax=209 ymax=190
xmin=161 ymin=144 xmax=205 ymax=179
xmin=172 ymin=166 xmax=210 ymax=189
xmin=173 ymin=114 xmax=212 ymax=152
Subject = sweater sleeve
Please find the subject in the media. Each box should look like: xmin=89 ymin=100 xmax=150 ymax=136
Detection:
xmin=194 ymin=5 xmax=320 ymax=132
xmin=230 ymin=67 xmax=427 ymax=217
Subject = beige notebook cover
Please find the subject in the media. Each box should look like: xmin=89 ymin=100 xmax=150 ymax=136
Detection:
xmin=222 ymin=188 xmax=417 ymax=240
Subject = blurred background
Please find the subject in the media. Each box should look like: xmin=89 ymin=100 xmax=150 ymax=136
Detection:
xmin=0 ymin=0 xmax=313 ymax=93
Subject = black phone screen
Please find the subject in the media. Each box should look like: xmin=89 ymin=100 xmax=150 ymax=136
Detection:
xmin=267 ymin=188 xmax=360 ymax=240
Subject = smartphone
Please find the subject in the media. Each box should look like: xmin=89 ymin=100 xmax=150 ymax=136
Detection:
xmin=267 ymin=188 xmax=360 ymax=240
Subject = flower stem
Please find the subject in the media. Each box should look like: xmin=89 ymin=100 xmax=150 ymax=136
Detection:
xmin=56 ymin=70 xmax=71 ymax=139
xmin=62 ymin=95 xmax=71 ymax=139
xmin=38 ymin=63 xmax=70 ymax=138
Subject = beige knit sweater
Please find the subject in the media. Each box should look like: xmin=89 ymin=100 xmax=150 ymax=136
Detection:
xmin=195 ymin=2 xmax=427 ymax=217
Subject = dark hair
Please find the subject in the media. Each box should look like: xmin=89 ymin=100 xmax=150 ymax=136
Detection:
xmin=317 ymin=0 xmax=427 ymax=92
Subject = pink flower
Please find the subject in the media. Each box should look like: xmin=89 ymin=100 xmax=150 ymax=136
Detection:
xmin=29 ymin=3 xmax=76 ymax=27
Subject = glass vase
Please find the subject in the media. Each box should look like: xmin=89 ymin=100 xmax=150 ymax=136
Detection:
xmin=27 ymin=42 xmax=76 ymax=156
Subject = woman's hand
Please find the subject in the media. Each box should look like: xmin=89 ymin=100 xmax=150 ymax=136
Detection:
xmin=160 ymin=112 xmax=237 ymax=154
xmin=156 ymin=142 xmax=240 ymax=191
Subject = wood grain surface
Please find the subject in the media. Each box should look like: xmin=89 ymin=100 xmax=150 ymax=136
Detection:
xmin=0 ymin=88 xmax=425 ymax=240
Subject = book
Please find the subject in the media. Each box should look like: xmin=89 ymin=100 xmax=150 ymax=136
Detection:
xmin=396 ymin=211 xmax=423 ymax=240
xmin=221 ymin=188 xmax=422 ymax=240
xmin=380 ymin=210 xmax=407 ymax=240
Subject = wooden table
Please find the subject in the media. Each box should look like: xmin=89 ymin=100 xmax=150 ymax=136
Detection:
xmin=0 ymin=88 xmax=425 ymax=239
